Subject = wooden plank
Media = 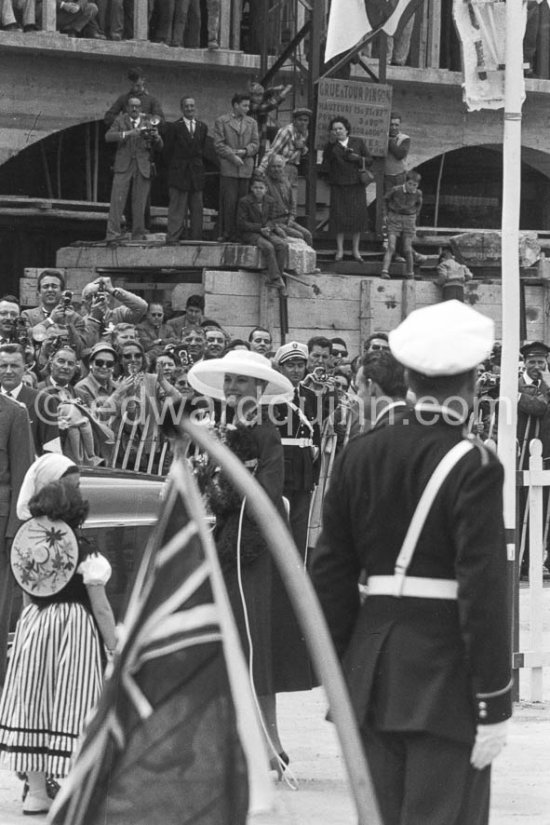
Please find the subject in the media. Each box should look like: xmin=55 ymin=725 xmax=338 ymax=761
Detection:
xmin=427 ymin=0 xmax=441 ymax=70
xmin=359 ymin=279 xmax=374 ymax=349
xmin=231 ymin=0 xmax=242 ymax=51
xmin=417 ymin=0 xmax=429 ymax=68
xmin=41 ymin=0 xmax=56 ymax=33
xmin=287 ymin=299 xmax=360 ymax=330
xmin=204 ymin=270 xmax=264 ymax=297
xmin=133 ymin=0 xmax=148 ymax=40
xmin=219 ymin=0 xmax=231 ymax=48
xmin=401 ymin=279 xmax=417 ymax=319
xmin=206 ymin=294 xmax=261 ymax=327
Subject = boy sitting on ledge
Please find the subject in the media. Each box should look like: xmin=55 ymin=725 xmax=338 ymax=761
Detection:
xmin=237 ymin=174 xmax=289 ymax=296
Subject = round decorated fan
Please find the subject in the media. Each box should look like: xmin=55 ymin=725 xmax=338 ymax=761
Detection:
xmin=11 ymin=516 xmax=79 ymax=597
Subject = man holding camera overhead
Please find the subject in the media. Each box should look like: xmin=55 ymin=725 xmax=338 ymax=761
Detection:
xmin=105 ymin=96 xmax=163 ymax=244
xmin=80 ymin=276 xmax=147 ymax=348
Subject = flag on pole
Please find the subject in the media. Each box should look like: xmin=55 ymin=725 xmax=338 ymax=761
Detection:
xmin=49 ymin=457 xmax=273 ymax=825
xmin=325 ymin=0 xmax=424 ymax=62
xmin=453 ymin=0 xmax=526 ymax=111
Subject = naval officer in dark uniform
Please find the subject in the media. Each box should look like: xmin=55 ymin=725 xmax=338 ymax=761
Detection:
xmin=311 ymin=300 xmax=512 ymax=825
xmin=272 ymin=341 xmax=321 ymax=559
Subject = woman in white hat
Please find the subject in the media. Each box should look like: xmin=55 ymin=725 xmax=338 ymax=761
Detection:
xmin=0 ymin=455 xmax=116 ymax=815
xmin=188 ymin=350 xmax=300 ymax=773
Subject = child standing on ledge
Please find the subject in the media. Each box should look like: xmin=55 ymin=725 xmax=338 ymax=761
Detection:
xmin=381 ymin=170 xmax=423 ymax=280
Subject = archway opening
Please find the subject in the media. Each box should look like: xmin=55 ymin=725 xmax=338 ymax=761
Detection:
xmin=416 ymin=146 xmax=550 ymax=231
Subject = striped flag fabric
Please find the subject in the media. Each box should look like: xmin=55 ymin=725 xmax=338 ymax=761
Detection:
xmin=326 ymin=0 xmax=425 ymax=62
xmin=49 ymin=457 xmax=272 ymax=825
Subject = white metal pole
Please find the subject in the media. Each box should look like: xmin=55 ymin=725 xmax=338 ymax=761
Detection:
xmin=497 ymin=0 xmax=524 ymax=676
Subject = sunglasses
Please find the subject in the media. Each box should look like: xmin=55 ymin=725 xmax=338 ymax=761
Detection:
xmin=333 ymin=350 xmax=348 ymax=357
xmin=370 ymin=344 xmax=389 ymax=351
xmin=122 ymin=353 xmax=143 ymax=360
xmin=93 ymin=359 xmax=115 ymax=368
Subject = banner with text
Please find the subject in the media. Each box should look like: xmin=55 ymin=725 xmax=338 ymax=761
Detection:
xmin=315 ymin=79 xmax=393 ymax=156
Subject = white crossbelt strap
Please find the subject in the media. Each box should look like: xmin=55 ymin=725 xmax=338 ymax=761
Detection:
xmin=368 ymin=576 xmax=458 ymax=599
xmin=392 ymin=439 xmax=474 ymax=597
xmin=280 ymin=437 xmax=313 ymax=447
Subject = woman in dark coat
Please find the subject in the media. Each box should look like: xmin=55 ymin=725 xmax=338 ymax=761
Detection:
xmin=188 ymin=350 xmax=312 ymax=774
xmin=321 ymin=115 xmax=372 ymax=262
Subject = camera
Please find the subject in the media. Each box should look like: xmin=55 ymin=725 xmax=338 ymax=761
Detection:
xmin=97 ymin=279 xmax=107 ymax=297
xmin=313 ymin=366 xmax=328 ymax=382
xmin=62 ymin=290 xmax=73 ymax=309
xmin=477 ymin=371 xmax=499 ymax=398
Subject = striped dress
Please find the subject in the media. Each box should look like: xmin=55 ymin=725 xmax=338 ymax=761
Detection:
xmin=0 ymin=554 xmax=110 ymax=777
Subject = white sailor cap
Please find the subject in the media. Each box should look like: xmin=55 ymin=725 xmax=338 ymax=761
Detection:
xmin=389 ymin=300 xmax=494 ymax=376
xmin=274 ymin=341 xmax=308 ymax=365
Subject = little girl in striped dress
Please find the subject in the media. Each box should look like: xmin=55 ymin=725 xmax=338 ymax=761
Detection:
xmin=0 ymin=454 xmax=116 ymax=816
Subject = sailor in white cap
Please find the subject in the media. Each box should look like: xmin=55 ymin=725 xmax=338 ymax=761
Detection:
xmin=188 ymin=350 xmax=312 ymax=765
xmin=272 ymin=341 xmax=321 ymax=559
xmin=311 ymin=300 xmax=511 ymax=825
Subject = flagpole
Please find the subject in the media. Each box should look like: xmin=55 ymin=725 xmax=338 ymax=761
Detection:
xmin=496 ymin=0 xmax=523 ymax=683
xmin=179 ymin=419 xmax=383 ymax=825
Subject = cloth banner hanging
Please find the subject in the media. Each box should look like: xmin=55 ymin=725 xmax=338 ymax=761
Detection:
xmin=453 ymin=0 xmax=527 ymax=111
xmin=325 ymin=0 xmax=424 ymax=62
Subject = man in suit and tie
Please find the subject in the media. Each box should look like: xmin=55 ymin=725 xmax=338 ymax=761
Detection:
xmin=163 ymin=97 xmax=209 ymax=243
xmin=0 ymin=344 xmax=60 ymax=456
xmin=214 ymin=92 xmax=259 ymax=242
xmin=105 ymin=96 xmax=163 ymax=243
xmin=20 ymin=271 xmax=86 ymax=352
xmin=0 ymin=391 xmax=34 ymax=689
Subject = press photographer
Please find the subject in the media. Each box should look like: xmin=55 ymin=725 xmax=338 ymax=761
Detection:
xmin=105 ymin=97 xmax=163 ymax=244
xmin=81 ymin=276 xmax=147 ymax=347
xmin=21 ymin=270 xmax=86 ymax=354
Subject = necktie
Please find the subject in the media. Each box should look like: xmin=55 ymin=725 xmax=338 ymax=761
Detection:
xmin=189 ymin=121 xmax=195 ymax=136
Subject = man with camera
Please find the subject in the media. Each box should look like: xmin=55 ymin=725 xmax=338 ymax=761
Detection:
xmin=105 ymin=96 xmax=163 ymax=244
xmin=81 ymin=276 xmax=147 ymax=347
xmin=21 ymin=270 xmax=86 ymax=353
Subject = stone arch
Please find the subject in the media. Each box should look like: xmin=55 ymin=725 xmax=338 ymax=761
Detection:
xmin=410 ymin=143 xmax=550 ymax=230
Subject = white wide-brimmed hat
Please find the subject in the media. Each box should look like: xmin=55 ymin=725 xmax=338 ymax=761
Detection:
xmin=188 ymin=350 xmax=293 ymax=403
xmin=389 ymin=300 xmax=494 ymax=377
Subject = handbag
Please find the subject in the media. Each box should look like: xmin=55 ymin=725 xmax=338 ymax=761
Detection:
xmin=358 ymin=157 xmax=374 ymax=186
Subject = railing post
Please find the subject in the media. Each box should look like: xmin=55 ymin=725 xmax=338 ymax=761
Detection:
xmin=133 ymin=0 xmax=148 ymax=41
xmin=42 ymin=0 xmax=57 ymax=33
xmin=527 ymin=438 xmax=544 ymax=701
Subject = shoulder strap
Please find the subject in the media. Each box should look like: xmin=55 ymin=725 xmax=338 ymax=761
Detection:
xmin=392 ymin=439 xmax=474 ymax=596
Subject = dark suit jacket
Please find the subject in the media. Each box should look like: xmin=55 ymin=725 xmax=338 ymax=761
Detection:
xmin=162 ymin=119 xmax=208 ymax=192
xmin=17 ymin=384 xmax=60 ymax=455
xmin=311 ymin=405 xmax=512 ymax=744
xmin=517 ymin=374 xmax=550 ymax=464
xmin=105 ymin=113 xmax=162 ymax=178
xmin=20 ymin=305 xmax=86 ymax=351
xmin=321 ymin=136 xmax=372 ymax=187
xmin=0 ymin=395 xmax=34 ymax=540
xmin=236 ymin=193 xmax=280 ymax=238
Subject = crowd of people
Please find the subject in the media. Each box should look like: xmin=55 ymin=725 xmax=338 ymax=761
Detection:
xmin=0 ymin=0 xmax=222 ymax=46
xmin=0 ymin=269 xmax=533 ymax=820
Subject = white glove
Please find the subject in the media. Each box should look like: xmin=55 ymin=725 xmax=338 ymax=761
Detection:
xmin=470 ymin=721 xmax=508 ymax=770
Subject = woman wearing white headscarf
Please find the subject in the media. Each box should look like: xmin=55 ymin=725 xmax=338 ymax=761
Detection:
xmin=0 ymin=455 xmax=116 ymax=815
xmin=188 ymin=351 xmax=313 ymax=776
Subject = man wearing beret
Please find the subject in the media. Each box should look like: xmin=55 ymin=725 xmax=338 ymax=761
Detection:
xmin=312 ymin=300 xmax=512 ymax=825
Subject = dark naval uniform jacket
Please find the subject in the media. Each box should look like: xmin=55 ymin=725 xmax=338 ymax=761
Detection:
xmin=273 ymin=384 xmax=321 ymax=493
xmin=311 ymin=402 xmax=512 ymax=745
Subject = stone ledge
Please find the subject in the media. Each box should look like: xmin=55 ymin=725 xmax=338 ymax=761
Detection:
xmin=0 ymin=30 xmax=265 ymax=71
xmin=56 ymin=239 xmax=317 ymax=273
